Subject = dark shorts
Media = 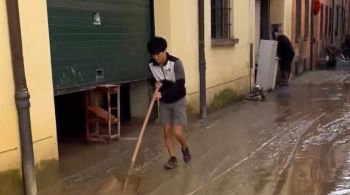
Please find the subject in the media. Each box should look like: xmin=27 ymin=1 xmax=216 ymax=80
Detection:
xmin=159 ymin=97 xmax=187 ymax=126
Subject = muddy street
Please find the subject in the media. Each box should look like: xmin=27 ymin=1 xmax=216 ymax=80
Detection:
xmin=40 ymin=65 xmax=350 ymax=195
xmin=138 ymin=66 xmax=350 ymax=195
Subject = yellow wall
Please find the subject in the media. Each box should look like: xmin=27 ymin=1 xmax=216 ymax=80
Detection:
xmin=154 ymin=0 xmax=172 ymax=51
xmin=285 ymin=0 xmax=342 ymax=73
xmin=154 ymin=0 xmax=200 ymax=110
xmin=0 ymin=0 xmax=20 ymax=171
xmin=154 ymin=0 xmax=251 ymax=112
xmin=19 ymin=0 xmax=58 ymax=163
xmin=249 ymin=0 xmax=256 ymax=89
xmin=205 ymin=0 xmax=251 ymax=104
xmin=284 ymin=0 xmax=293 ymax=39
xmin=0 ymin=0 xmax=58 ymax=172
xmin=312 ymin=0 xmax=334 ymax=68
xmin=270 ymin=0 xmax=285 ymax=27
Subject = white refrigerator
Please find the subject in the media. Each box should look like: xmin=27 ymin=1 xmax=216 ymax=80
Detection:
xmin=256 ymin=39 xmax=279 ymax=90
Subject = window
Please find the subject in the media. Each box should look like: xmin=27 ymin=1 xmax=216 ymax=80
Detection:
xmin=296 ymin=0 xmax=302 ymax=41
xmin=211 ymin=0 xmax=232 ymax=41
xmin=305 ymin=0 xmax=310 ymax=39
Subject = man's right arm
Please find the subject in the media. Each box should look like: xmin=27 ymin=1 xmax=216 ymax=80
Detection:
xmin=147 ymin=63 xmax=157 ymax=87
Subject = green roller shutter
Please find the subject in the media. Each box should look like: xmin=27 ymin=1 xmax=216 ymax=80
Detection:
xmin=47 ymin=0 xmax=152 ymax=95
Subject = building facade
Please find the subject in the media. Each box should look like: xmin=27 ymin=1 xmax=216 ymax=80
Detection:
xmin=0 ymin=0 xmax=58 ymax=194
xmin=1 ymin=0 xmax=350 ymax=194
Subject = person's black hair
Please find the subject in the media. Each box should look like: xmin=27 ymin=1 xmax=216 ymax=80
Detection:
xmin=147 ymin=36 xmax=167 ymax=54
xmin=272 ymin=28 xmax=278 ymax=39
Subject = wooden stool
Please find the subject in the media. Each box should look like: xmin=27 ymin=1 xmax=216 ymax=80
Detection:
xmin=85 ymin=85 xmax=120 ymax=142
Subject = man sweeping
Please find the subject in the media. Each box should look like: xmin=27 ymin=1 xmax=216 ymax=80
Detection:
xmin=147 ymin=36 xmax=192 ymax=169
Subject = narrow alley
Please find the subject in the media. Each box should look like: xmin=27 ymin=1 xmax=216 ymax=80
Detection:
xmin=2 ymin=1 xmax=350 ymax=195
xmin=40 ymin=64 xmax=350 ymax=195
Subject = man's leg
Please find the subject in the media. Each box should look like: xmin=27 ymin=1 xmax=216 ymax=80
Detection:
xmin=163 ymin=125 xmax=175 ymax=157
xmin=173 ymin=125 xmax=188 ymax=149
xmin=172 ymin=98 xmax=191 ymax=163
xmin=163 ymin=125 xmax=178 ymax=169
xmin=280 ymin=61 xmax=286 ymax=81
xmin=284 ymin=71 xmax=291 ymax=84
xmin=283 ymin=59 xmax=292 ymax=85
xmin=173 ymin=125 xmax=191 ymax=163
xmin=160 ymin=104 xmax=178 ymax=169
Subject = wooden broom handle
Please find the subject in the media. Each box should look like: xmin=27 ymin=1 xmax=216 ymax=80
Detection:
xmin=128 ymin=88 xmax=159 ymax=172
xmin=123 ymin=88 xmax=160 ymax=190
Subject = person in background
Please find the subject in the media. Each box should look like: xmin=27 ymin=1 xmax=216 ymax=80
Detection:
xmin=273 ymin=29 xmax=295 ymax=86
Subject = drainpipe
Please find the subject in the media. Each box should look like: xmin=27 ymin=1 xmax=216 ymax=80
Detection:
xmin=6 ymin=0 xmax=37 ymax=195
xmin=198 ymin=0 xmax=207 ymax=118
xmin=310 ymin=0 xmax=314 ymax=71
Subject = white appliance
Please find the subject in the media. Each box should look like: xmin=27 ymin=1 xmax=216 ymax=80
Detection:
xmin=256 ymin=39 xmax=278 ymax=90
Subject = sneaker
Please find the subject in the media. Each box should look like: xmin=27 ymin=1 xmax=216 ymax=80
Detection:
xmin=182 ymin=147 xmax=192 ymax=164
xmin=164 ymin=156 xmax=178 ymax=169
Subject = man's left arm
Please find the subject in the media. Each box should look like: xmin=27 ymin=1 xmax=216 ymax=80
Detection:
xmin=161 ymin=59 xmax=186 ymax=99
